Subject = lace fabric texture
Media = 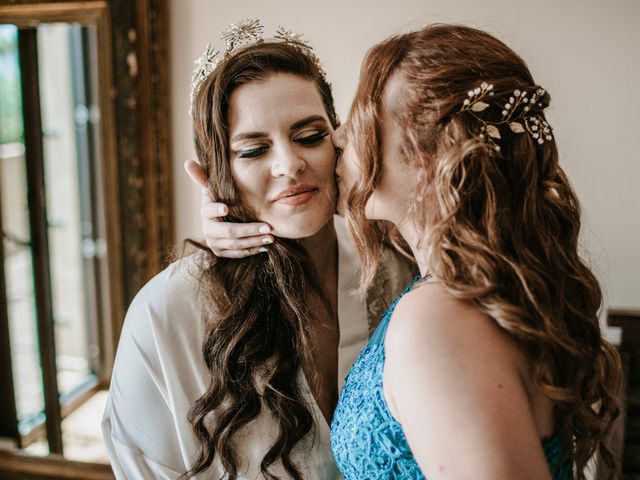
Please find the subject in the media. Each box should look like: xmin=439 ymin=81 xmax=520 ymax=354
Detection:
xmin=330 ymin=277 xmax=573 ymax=480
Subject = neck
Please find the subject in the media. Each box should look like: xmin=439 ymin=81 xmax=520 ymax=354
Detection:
xmin=395 ymin=218 xmax=430 ymax=277
xmin=299 ymin=218 xmax=338 ymax=286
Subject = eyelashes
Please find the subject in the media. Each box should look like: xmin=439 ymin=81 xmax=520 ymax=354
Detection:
xmin=236 ymin=131 xmax=330 ymax=159
xmin=238 ymin=146 xmax=268 ymax=158
xmin=296 ymin=131 xmax=329 ymax=145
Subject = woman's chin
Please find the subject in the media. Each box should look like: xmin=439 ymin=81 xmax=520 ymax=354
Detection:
xmin=271 ymin=216 xmax=333 ymax=240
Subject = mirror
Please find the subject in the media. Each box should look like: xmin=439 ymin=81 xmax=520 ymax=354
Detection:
xmin=0 ymin=1 xmax=172 ymax=478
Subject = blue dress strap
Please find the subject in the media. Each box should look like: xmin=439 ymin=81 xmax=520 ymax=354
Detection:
xmin=369 ymin=274 xmax=425 ymax=345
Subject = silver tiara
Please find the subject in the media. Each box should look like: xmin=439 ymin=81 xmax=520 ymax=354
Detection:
xmin=189 ymin=19 xmax=326 ymax=115
xmin=460 ymin=82 xmax=553 ymax=152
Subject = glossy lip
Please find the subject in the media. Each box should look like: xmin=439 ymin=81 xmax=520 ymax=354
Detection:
xmin=272 ymin=184 xmax=318 ymax=203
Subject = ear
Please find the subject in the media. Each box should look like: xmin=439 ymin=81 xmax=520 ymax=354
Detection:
xmin=184 ymin=160 xmax=208 ymax=189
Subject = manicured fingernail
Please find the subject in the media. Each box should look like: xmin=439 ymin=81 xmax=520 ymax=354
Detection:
xmin=258 ymin=247 xmax=268 ymax=253
xmin=218 ymin=205 xmax=227 ymax=215
xmin=262 ymin=237 xmax=273 ymax=244
xmin=259 ymin=225 xmax=270 ymax=234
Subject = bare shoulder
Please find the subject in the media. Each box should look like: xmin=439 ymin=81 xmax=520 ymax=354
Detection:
xmin=385 ymin=282 xmax=527 ymax=377
xmin=383 ymin=283 xmax=554 ymax=479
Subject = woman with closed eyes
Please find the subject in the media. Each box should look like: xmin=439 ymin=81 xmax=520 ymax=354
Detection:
xmin=102 ymin=23 xmax=414 ymax=480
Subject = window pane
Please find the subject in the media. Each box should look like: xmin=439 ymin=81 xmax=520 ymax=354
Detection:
xmin=1 ymin=21 xmax=108 ymax=464
xmin=0 ymin=23 xmax=46 ymax=430
xmin=38 ymin=24 xmax=94 ymax=398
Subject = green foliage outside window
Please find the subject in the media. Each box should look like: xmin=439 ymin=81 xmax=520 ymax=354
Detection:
xmin=0 ymin=25 xmax=23 ymax=145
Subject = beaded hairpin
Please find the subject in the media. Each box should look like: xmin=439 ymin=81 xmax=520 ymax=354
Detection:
xmin=460 ymin=82 xmax=553 ymax=152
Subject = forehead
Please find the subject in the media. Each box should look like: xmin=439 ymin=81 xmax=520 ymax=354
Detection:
xmin=347 ymin=70 xmax=404 ymax=138
xmin=228 ymin=73 xmax=327 ymax=133
xmin=381 ymin=72 xmax=406 ymax=120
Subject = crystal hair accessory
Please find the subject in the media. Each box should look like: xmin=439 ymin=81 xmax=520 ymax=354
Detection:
xmin=460 ymin=82 xmax=553 ymax=152
xmin=190 ymin=19 xmax=326 ymax=114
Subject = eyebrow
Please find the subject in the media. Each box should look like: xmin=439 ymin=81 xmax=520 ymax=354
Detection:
xmin=230 ymin=115 xmax=328 ymax=143
xmin=289 ymin=115 xmax=327 ymax=131
xmin=230 ymin=131 xmax=268 ymax=143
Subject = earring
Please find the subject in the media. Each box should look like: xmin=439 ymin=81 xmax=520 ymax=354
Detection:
xmin=410 ymin=194 xmax=424 ymax=213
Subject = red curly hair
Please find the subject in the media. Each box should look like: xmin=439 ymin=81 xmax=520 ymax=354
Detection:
xmin=344 ymin=23 xmax=622 ymax=479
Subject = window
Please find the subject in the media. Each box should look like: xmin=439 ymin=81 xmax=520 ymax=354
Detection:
xmin=0 ymin=1 xmax=172 ymax=477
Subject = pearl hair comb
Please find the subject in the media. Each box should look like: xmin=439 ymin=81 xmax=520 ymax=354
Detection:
xmin=460 ymin=82 xmax=553 ymax=152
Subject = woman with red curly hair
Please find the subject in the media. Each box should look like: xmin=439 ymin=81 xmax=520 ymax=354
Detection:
xmin=330 ymin=24 xmax=622 ymax=480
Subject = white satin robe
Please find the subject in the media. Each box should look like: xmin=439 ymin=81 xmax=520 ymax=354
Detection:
xmin=102 ymin=217 xmax=371 ymax=479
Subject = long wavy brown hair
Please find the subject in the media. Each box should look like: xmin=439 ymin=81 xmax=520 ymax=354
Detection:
xmin=344 ymin=24 xmax=622 ymax=479
xmin=186 ymin=41 xmax=339 ymax=479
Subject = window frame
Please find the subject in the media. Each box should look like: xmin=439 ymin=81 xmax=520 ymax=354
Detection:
xmin=0 ymin=0 xmax=172 ymax=474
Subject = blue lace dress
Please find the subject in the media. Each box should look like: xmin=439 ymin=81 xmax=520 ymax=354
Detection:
xmin=330 ymin=276 xmax=573 ymax=479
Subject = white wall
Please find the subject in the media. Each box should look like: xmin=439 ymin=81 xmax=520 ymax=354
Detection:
xmin=169 ymin=0 xmax=640 ymax=313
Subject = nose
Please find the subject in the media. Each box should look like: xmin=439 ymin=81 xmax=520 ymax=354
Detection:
xmin=271 ymin=143 xmax=306 ymax=177
xmin=332 ymin=125 xmax=346 ymax=150
xmin=332 ymin=125 xmax=346 ymax=178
